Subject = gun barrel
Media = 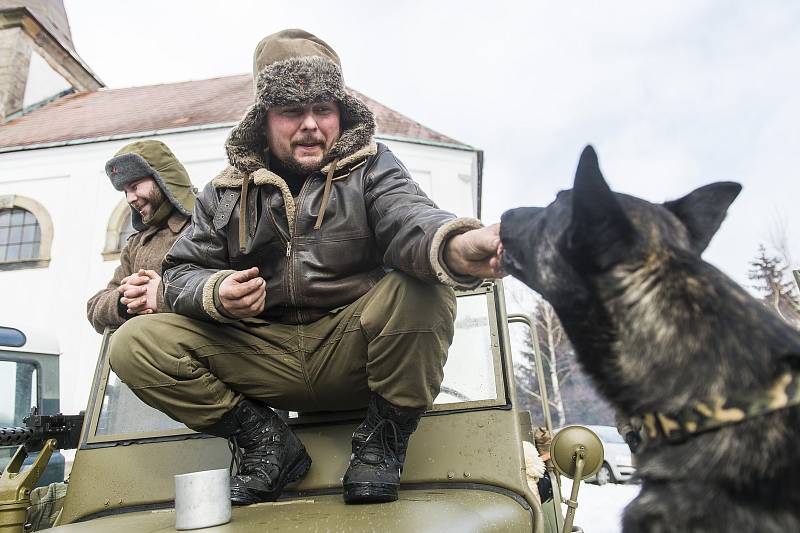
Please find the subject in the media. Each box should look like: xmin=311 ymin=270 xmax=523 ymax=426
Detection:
xmin=0 ymin=426 xmax=36 ymax=447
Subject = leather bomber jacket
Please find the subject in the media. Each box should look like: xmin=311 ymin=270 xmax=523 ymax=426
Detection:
xmin=162 ymin=143 xmax=482 ymax=325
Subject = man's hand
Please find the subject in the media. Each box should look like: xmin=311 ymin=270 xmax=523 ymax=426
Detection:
xmin=443 ymin=223 xmax=505 ymax=279
xmin=118 ymin=269 xmax=160 ymax=315
xmin=218 ymin=267 xmax=266 ymax=319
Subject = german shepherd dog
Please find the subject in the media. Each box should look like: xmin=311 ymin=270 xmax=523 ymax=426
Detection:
xmin=500 ymin=146 xmax=800 ymax=532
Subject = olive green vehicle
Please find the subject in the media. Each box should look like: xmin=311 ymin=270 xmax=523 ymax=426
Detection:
xmin=1 ymin=281 xmax=603 ymax=532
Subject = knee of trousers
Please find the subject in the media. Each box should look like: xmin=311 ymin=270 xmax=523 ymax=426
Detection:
xmin=362 ymin=271 xmax=457 ymax=340
xmin=108 ymin=315 xmax=172 ymax=385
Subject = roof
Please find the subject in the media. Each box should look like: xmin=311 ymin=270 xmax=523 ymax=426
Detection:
xmin=348 ymin=88 xmax=467 ymax=148
xmin=0 ymin=74 xmax=471 ymax=151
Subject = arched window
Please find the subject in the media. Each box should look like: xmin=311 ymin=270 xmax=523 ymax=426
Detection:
xmin=117 ymin=213 xmax=136 ymax=250
xmin=0 ymin=208 xmax=40 ymax=261
xmin=0 ymin=195 xmax=53 ymax=270
xmin=102 ymin=199 xmax=137 ymax=261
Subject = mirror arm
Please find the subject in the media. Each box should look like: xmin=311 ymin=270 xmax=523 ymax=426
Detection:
xmin=561 ymin=446 xmax=586 ymax=533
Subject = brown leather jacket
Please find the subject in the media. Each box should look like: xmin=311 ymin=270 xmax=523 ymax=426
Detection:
xmin=163 ymin=142 xmax=482 ymax=325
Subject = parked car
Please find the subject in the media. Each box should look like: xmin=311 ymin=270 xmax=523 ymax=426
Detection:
xmin=584 ymin=425 xmax=635 ymax=485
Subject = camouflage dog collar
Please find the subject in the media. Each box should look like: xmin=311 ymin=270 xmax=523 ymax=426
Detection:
xmin=640 ymin=370 xmax=800 ymax=446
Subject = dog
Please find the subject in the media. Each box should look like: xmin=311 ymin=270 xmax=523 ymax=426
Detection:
xmin=500 ymin=146 xmax=800 ymax=532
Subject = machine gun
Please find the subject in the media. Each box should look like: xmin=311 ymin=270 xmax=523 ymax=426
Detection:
xmin=0 ymin=409 xmax=85 ymax=531
xmin=0 ymin=408 xmax=84 ymax=453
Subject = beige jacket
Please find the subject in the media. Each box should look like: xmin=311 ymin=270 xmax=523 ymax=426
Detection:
xmin=86 ymin=212 xmax=189 ymax=333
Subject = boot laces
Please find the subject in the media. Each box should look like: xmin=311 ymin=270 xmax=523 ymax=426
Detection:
xmin=355 ymin=419 xmax=402 ymax=466
xmin=228 ymin=420 xmax=283 ymax=482
xmin=228 ymin=436 xmax=243 ymax=476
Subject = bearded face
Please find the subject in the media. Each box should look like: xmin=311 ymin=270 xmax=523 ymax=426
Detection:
xmin=123 ymin=177 xmax=166 ymax=222
xmin=265 ymin=101 xmax=341 ymax=173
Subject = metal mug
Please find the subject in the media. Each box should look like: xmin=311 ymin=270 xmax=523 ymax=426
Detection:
xmin=174 ymin=468 xmax=231 ymax=530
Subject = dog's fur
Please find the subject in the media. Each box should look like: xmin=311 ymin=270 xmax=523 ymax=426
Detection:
xmin=500 ymin=146 xmax=800 ymax=532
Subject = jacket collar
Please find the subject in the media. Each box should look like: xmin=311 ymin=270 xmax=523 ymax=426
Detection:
xmin=167 ymin=212 xmax=190 ymax=233
xmin=140 ymin=211 xmax=189 ymax=243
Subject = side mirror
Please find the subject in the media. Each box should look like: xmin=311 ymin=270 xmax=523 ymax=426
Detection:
xmin=550 ymin=425 xmax=604 ymax=533
xmin=551 ymin=425 xmax=604 ymax=480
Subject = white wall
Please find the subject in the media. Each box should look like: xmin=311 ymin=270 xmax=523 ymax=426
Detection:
xmin=0 ymin=129 xmax=479 ymax=415
xmin=389 ymin=141 xmax=478 ymax=217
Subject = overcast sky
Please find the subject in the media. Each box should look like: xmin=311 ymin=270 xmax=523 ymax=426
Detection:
xmin=64 ymin=0 xmax=800 ymax=287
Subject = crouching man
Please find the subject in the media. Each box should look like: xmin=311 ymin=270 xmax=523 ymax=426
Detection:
xmin=108 ymin=29 xmax=502 ymax=505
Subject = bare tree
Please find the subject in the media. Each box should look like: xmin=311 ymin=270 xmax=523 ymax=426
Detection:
xmin=748 ymin=244 xmax=800 ymax=326
xmin=505 ymin=278 xmax=572 ymax=427
xmin=767 ymin=213 xmax=794 ymax=269
xmin=505 ymin=278 xmax=617 ymax=426
xmin=506 ymin=279 xmax=549 ymax=412
xmin=535 ymin=299 xmax=571 ymax=427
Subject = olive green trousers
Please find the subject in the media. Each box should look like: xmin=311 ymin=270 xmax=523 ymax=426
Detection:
xmin=109 ymin=272 xmax=456 ymax=430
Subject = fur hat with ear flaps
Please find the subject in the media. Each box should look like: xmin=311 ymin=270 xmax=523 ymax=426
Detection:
xmin=105 ymin=140 xmax=196 ymax=231
xmin=224 ymin=29 xmax=376 ymax=175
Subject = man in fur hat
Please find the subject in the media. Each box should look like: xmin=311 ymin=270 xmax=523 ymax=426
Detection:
xmin=86 ymin=140 xmax=195 ymax=333
xmin=109 ymin=29 xmax=503 ymax=506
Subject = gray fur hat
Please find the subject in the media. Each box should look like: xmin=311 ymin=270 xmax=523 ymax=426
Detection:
xmin=225 ymin=29 xmax=376 ymax=174
xmin=105 ymin=140 xmax=196 ymax=230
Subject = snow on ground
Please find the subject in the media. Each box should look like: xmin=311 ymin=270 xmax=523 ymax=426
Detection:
xmin=560 ymin=478 xmax=640 ymax=533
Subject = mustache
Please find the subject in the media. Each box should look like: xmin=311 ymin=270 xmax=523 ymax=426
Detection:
xmin=292 ymin=135 xmax=325 ymax=146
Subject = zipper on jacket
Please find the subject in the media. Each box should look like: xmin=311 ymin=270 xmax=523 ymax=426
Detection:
xmin=287 ymin=175 xmax=314 ymax=324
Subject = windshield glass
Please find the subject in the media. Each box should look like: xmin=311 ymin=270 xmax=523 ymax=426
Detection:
xmin=95 ymin=372 xmax=185 ymax=436
xmin=93 ymin=289 xmax=503 ymax=438
xmin=434 ymin=291 xmax=498 ymax=405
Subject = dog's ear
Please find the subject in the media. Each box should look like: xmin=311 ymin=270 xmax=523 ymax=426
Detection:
xmin=663 ymin=182 xmax=742 ymax=254
xmin=566 ymin=145 xmax=635 ymax=270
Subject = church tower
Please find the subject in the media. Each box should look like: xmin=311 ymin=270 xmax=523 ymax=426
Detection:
xmin=0 ymin=0 xmax=102 ymax=120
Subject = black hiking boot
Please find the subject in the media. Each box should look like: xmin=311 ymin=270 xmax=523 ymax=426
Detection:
xmin=204 ymin=399 xmax=312 ymax=505
xmin=342 ymin=393 xmax=424 ymax=504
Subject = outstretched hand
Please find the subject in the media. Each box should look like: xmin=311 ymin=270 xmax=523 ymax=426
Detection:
xmin=443 ymin=223 xmax=505 ymax=279
xmin=218 ymin=267 xmax=266 ymax=318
